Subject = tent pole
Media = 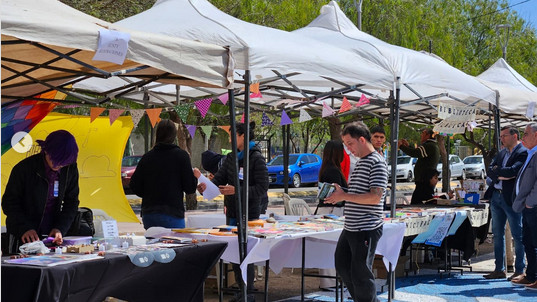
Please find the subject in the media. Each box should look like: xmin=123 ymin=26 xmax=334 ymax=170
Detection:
xmin=242 ymin=70 xmax=252 ymax=301
xmin=388 ymin=78 xmax=401 ymax=301
xmin=494 ymin=93 xmax=501 ymax=149
xmin=283 ymin=123 xmax=289 ymax=195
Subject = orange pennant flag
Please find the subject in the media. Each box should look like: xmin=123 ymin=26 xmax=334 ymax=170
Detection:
xmin=90 ymin=107 xmax=106 ymax=123
xmin=219 ymin=125 xmax=231 ymax=137
xmin=146 ymin=108 xmax=162 ymax=128
xmin=339 ymin=97 xmax=352 ymax=113
xmin=250 ymin=83 xmax=260 ymax=94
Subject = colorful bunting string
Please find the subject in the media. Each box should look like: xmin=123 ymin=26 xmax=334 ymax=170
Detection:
xmin=356 ymin=94 xmax=370 ymax=107
xmin=145 ymin=108 xmax=162 ymax=128
xmin=129 ymin=109 xmax=145 ymax=128
xmin=280 ymin=110 xmax=293 ymax=126
xmin=195 ymin=98 xmax=212 ymax=118
xmin=90 ymin=107 xmax=106 ymax=123
xmin=218 ymin=93 xmax=229 ymax=105
xmin=250 ymin=82 xmax=262 ymax=98
xmin=108 ymin=109 xmax=124 ymax=125
xmin=261 ymin=112 xmax=274 ymax=126
xmin=322 ymin=102 xmax=335 ymax=117
xmin=200 ymin=126 xmax=213 ymax=138
xmin=219 ymin=126 xmax=231 ymax=137
xmin=185 ymin=125 xmax=196 ymax=138
xmin=298 ymin=109 xmax=312 ymax=123
xmin=174 ymin=104 xmax=190 ymax=123
xmin=339 ymin=97 xmax=352 ymax=113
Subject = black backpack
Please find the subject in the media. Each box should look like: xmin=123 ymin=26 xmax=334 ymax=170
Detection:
xmin=66 ymin=207 xmax=95 ymax=236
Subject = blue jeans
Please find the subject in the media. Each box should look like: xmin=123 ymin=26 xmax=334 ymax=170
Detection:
xmin=335 ymin=227 xmax=382 ymax=302
xmin=490 ymin=190 xmax=525 ymax=273
xmin=523 ymin=207 xmax=537 ymax=282
xmin=142 ymin=213 xmax=185 ymax=230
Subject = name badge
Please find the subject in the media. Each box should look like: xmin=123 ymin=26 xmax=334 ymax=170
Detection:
xmin=53 ymin=180 xmax=59 ymax=197
xmin=238 ymin=167 xmax=244 ymax=180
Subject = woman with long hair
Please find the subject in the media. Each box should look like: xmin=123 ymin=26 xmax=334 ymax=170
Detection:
xmin=316 ymin=140 xmax=348 ymax=215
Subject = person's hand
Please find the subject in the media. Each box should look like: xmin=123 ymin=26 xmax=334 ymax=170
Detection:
xmin=398 ymin=139 xmax=408 ymax=148
xmin=208 ymin=173 xmax=215 ymax=180
xmin=324 ymin=184 xmax=345 ymax=205
xmin=219 ymin=185 xmax=235 ymax=195
xmin=193 ymin=168 xmax=201 ymax=178
xmin=49 ymin=229 xmax=63 ymax=245
xmin=197 ymin=182 xmax=207 ymax=194
xmin=498 ymin=176 xmax=515 ymax=180
xmin=21 ymin=229 xmax=39 ymax=243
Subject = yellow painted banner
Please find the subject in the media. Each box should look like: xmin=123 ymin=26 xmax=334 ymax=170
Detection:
xmin=1 ymin=112 xmax=139 ymax=225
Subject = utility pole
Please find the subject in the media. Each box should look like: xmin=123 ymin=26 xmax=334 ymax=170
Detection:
xmin=496 ymin=24 xmax=512 ymax=60
xmin=353 ymin=0 xmax=363 ymax=30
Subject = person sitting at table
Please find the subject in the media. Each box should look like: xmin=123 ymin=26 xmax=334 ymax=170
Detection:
xmin=129 ymin=119 xmax=197 ymax=230
xmin=2 ymin=130 xmax=80 ymax=253
xmin=195 ymin=121 xmax=268 ymax=302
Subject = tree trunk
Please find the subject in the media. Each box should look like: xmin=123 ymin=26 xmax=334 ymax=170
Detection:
xmin=327 ymin=116 xmax=341 ymax=140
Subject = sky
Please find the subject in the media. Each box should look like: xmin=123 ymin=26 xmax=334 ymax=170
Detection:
xmin=508 ymin=0 xmax=537 ymax=30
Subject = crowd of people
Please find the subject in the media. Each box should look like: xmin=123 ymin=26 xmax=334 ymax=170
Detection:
xmin=2 ymin=119 xmax=537 ymax=301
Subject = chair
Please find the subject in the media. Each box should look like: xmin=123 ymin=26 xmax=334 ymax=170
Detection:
xmin=282 ymin=193 xmax=292 ymax=215
xmin=288 ymin=198 xmax=312 ymax=216
xmin=92 ymin=209 xmax=115 ymax=237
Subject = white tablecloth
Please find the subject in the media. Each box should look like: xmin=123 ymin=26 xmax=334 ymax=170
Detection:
xmin=150 ymin=215 xmax=406 ymax=284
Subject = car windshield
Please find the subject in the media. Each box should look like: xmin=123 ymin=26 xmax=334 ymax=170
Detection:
xmin=122 ymin=157 xmax=141 ymax=167
xmin=463 ymin=157 xmax=482 ymax=164
xmin=269 ymin=155 xmax=299 ymax=166
xmin=397 ymin=157 xmax=411 ymax=164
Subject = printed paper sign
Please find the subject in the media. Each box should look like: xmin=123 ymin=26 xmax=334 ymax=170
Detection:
xmin=102 ymin=220 xmax=119 ymax=238
xmin=93 ymin=29 xmax=130 ymax=65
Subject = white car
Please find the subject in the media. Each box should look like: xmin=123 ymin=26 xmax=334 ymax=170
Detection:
xmin=388 ymin=156 xmax=417 ymax=182
xmin=437 ymin=154 xmax=465 ymax=180
xmin=463 ymin=155 xmax=486 ymax=179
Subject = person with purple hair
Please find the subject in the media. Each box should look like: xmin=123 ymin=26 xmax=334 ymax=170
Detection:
xmin=2 ymin=130 xmax=80 ymax=253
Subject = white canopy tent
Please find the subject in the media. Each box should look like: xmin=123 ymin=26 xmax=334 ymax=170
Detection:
xmin=477 ymin=58 xmax=537 ymax=122
xmin=1 ymin=0 xmax=234 ymax=106
xmin=293 ymin=1 xmax=496 ymax=124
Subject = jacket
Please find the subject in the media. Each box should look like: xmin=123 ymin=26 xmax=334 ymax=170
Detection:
xmin=211 ymin=144 xmax=268 ymax=220
xmin=129 ymin=143 xmax=197 ymax=218
xmin=512 ymin=152 xmax=537 ymax=212
xmin=400 ymin=139 xmax=439 ymax=183
xmin=487 ymin=143 xmax=527 ymax=206
xmin=2 ymin=153 xmax=79 ymax=241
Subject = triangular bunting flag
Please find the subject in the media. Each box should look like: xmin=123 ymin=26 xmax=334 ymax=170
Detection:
xmin=280 ymin=110 xmax=293 ymax=126
xmin=174 ymin=104 xmax=190 ymax=123
xmin=299 ymin=109 xmax=312 ymax=122
xmin=200 ymin=126 xmax=213 ymax=138
xmin=219 ymin=126 xmax=231 ymax=137
xmin=109 ymin=109 xmax=124 ymax=125
xmin=195 ymin=98 xmax=212 ymax=118
xmin=186 ymin=125 xmax=196 ymax=138
xmin=129 ymin=109 xmax=145 ymax=128
xmin=90 ymin=107 xmax=106 ymax=123
xmin=240 ymin=113 xmax=245 ymax=123
xmin=218 ymin=93 xmax=229 ymax=105
xmin=339 ymin=97 xmax=352 ymax=113
xmin=261 ymin=112 xmax=274 ymax=126
xmin=322 ymin=102 xmax=335 ymax=117
xmin=356 ymin=94 xmax=370 ymax=107
xmin=250 ymin=82 xmax=262 ymax=98
xmin=146 ymin=108 xmax=162 ymax=128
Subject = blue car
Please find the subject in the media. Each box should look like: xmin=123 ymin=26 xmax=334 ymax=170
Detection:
xmin=267 ymin=153 xmax=322 ymax=188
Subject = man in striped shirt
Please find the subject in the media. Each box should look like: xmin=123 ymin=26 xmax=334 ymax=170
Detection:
xmin=325 ymin=122 xmax=388 ymax=302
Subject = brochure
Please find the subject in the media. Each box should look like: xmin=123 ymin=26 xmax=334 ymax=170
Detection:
xmin=4 ymin=254 xmax=102 ymax=267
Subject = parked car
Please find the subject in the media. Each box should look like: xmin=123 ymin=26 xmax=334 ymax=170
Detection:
xmin=437 ymin=154 xmax=465 ymax=180
xmin=121 ymin=155 xmax=142 ymax=191
xmin=463 ymin=155 xmax=486 ymax=179
xmin=387 ymin=156 xmax=417 ymax=182
xmin=267 ymin=153 xmax=322 ymax=188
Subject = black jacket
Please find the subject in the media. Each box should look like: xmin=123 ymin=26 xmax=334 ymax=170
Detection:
xmin=212 ymin=145 xmax=268 ymax=220
xmin=130 ymin=143 xmax=197 ymax=218
xmin=2 ymin=153 xmax=80 ymax=240
xmin=400 ymin=139 xmax=439 ymax=183
xmin=487 ymin=143 xmax=528 ymax=206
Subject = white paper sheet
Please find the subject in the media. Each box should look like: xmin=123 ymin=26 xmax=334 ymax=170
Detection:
xmin=92 ymin=29 xmax=130 ymax=65
xmin=198 ymin=173 xmax=220 ymax=201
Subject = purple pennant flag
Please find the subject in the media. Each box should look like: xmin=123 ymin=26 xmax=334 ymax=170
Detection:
xmin=194 ymin=98 xmax=212 ymax=118
xmin=186 ymin=125 xmax=196 ymax=138
xmin=261 ymin=112 xmax=274 ymax=126
xmin=280 ymin=110 xmax=293 ymax=126
xmin=218 ymin=93 xmax=229 ymax=105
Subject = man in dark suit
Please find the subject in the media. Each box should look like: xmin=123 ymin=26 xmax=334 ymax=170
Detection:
xmin=483 ymin=126 xmax=528 ymax=280
xmin=511 ymin=122 xmax=537 ymax=289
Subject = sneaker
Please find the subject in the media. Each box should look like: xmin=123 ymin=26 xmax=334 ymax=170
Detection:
xmin=511 ymin=276 xmax=533 ymax=286
xmin=507 ymin=265 xmax=515 ymax=273
xmin=525 ymin=281 xmax=537 ymax=290
xmin=507 ymin=272 xmax=524 ymax=281
xmin=483 ymin=271 xmax=506 ymax=279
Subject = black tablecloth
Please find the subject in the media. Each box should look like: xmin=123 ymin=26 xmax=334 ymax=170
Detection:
xmin=1 ymin=241 xmax=227 ymax=302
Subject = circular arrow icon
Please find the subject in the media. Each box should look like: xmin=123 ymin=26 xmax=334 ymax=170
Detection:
xmin=11 ymin=131 xmax=33 ymax=153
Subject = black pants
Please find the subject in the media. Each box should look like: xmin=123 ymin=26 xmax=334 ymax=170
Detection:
xmin=232 ymin=263 xmax=255 ymax=291
xmin=335 ymin=227 xmax=382 ymax=302
xmin=523 ymin=207 xmax=537 ymax=282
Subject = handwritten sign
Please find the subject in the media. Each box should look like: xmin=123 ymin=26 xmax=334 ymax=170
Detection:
xmin=93 ymin=29 xmax=130 ymax=65
xmin=101 ymin=220 xmax=119 ymax=238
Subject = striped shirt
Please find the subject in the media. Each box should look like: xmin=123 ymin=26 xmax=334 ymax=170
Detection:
xmin=344 ymin=151 xmax=388 ymax=232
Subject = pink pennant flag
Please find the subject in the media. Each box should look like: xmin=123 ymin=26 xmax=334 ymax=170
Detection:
xmin=339 ymin=97 xmax=352 ymax=113
xmin=356 ymin=94 xmax=370 ymax=107
xmin=186 ymin=125 xmax=197 ymax=138
xmin=195 ymin=98 xmax=212 ymax=118
xmin=322 ymin=102 xmax=335 ymax=117
xmin=280 ymin=110 xmax=293 ymax=126
xmin=109 ymin=109 xmax=124 ymax=125
xmin=249 ymin=83 xmax=262 ymax=98
xmin=240 ymin=113 xmax=245 ymax=123
xmin=218 ymin=93 xmax=229 ymax=105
